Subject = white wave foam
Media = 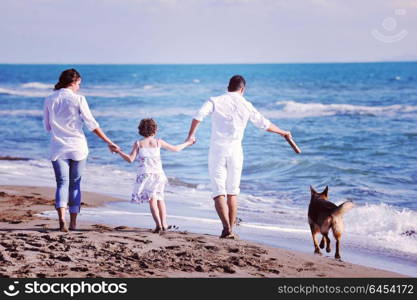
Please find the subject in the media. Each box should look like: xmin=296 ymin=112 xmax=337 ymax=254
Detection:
xmin=0 ymin=110 xmax=42 ymax=117
xmin=0 ymin=81 xmax=208 ymax=99
xmin=21 ymin=82 xmax=53 ymax=89
xmin=0 ymin=85 xmax=165 ymax=99
xmin=266 ymin=101 xmax=417 ymax=118
xmin=0 ymin=107 xmax=195 ymax=118
xmin=92 ymin=107 xmax=195 ymax=118
xmin=344 ymin=203 xmax=417 ymax=255
xmin=0 ymin=87 xmax=50 ymax=98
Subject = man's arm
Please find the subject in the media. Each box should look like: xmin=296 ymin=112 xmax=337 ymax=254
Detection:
xmin=247 ymin=101 xmax=291 ymax=138
xmin=186 ymin=119 xmax=201 ymax=142
xmin=267 ymin=123 xmax=291 ymax=138
xmin=186 ymin=99 xmax=214 ymax=143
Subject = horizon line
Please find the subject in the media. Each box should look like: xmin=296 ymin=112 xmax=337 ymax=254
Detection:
xmin=1 ymin=60 xmax=417 ymax=66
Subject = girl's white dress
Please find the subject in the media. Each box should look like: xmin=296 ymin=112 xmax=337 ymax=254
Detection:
xmin=131 ymin=142 xmax=168 ymax=203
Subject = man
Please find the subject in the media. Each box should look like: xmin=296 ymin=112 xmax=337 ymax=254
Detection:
xmin=186 ymin=75 xmax=291 ymax=238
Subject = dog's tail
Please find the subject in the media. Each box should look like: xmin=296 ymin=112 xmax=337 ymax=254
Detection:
xmin=332 ymin=201 xmax=354 ymax=217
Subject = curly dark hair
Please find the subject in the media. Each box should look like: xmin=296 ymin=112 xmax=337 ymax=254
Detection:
xmin=138 ymin=118 xmax=157 ymax=137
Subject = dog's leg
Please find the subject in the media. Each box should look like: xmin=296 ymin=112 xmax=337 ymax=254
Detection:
xmin=319 ymin=232 xmax=331 ymax=252
xmin=325 ymin=234 xmax=331 ymax=253
xmin=319 ymin=236 xmax=325 ymax=249
xmin=312 ymin=232 xmax=321 ymax=255
xmin=334 ymin=235 xmax=341 ymax=260
xmin=310 ymin=224 xmax=321 ymax=255
xmin=332 ymin=221 xmax=343 ymax=260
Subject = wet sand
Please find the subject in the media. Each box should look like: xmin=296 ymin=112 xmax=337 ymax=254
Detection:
xmin=0 ymin=185 xmax=404 ymax=278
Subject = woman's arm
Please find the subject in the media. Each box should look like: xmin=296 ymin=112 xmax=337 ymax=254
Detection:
xmin=79 ymin=96 xmax=119 ymax=152
xmin=160 ymin=138 xmax=194 ymax=152
xmin=117 ymin=141 xmax=139 ymax=163
xmin=43 ymin=102 xmax=51 ymax=132
xmin=92 ymin=128 xmax=120 ymax=152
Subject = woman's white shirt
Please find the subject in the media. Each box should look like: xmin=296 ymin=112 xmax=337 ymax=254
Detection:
xmin=43 ymin=88 xmax=99 ymax=161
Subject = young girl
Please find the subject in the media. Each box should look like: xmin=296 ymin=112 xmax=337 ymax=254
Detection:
xmin=116 ymin=118 xmax=194 ymax=233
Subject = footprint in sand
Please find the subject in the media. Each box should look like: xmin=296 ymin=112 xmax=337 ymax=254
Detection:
xmin=228 ymin=247 xmax=240 ymax=253
xmin=304 ymin=262 xmax=315 ymax=267
xmin=204 ymin=245 xmax=220 ymax=251
xmin=228 ymin=256 xmax=246 ymax=267
xmin=10 ymin=252 xmax=25 ymax=260
xmin=70 ymin=266 xmax=89 ymax=272
xmin=218 ymin=264 xmax=236 ymax=274
xmin=165 ymin=245 xmax=181 ymax=250
xmin=92 ymin=224 xmax=113 ymax=232
xmin=114 ymin=226 xmax=127 ymax=230
xmin=26 ymin=241 xmax=45 ymax=248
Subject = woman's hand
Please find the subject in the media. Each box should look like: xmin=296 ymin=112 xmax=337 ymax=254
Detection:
xmin=108 ymin=142 xmax=120 ymax=153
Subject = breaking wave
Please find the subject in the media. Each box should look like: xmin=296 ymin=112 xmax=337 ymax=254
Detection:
xmin=266 ymin=101 xmax=417 ymax=118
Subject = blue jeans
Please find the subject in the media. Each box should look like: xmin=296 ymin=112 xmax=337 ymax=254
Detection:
xmin=52 ymin=159 xmax=86 ymax=214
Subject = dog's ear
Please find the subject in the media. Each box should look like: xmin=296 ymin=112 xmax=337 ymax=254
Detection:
xmin=322 ymin=186 xmax=329 ymax=197
xmin=310 ymin=185 xmax=317 ymax=195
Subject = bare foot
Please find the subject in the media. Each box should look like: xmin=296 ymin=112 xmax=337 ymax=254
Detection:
xmin=152 ymin=227 xmax=161 ymax=234
xmin=59 ymin=220 xmax=68 ymax=232
xmin=223 ymin=233 xmax=239 ymax=240
xmin=220 ymin=228 xmax=233 ymax=238
xmin=69 ymin=221 xmax=76 ymax=231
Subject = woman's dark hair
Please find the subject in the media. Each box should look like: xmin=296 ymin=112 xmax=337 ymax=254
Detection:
xmin=54 ymin=68 xmax=81 ymax=90
xmin=138 ymin=118 xmax=157 ymax=137
xmin=228 ymin=75 xmax=246 ymax=92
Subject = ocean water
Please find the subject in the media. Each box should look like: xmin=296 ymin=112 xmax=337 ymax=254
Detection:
xmin=1 ymin=63 xmax=417 ymax=276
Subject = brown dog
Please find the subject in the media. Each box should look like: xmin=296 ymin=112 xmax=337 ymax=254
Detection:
xmin=308 ymin=186 xmax=354 ymax=260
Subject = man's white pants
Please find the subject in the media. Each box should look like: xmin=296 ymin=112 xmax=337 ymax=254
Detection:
xmin=208 ymin=147 xmax=243 ymax=198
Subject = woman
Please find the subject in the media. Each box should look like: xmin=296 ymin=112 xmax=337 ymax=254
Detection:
xmin=43 ymin=68 xmax=119 ymax=232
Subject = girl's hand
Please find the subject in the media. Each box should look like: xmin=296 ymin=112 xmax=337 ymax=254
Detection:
xmin=108 ymin=143 xmax=120 ymax=153
xmin=186 ymin=136 xmax=196 ymax=145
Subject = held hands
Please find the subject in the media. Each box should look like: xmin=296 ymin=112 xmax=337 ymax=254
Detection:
xmin=185 ymin=136 xmax=196 ymax=146
xmin=108 ymin=142 xmax=120 ymax=153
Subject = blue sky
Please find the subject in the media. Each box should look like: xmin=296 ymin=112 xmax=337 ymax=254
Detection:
xmin=0 ymin=0 xmax=416 ymax=63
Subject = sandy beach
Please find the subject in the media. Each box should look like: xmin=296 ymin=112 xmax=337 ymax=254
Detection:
xmin=0 ymin=185 xmax=405 ymax=278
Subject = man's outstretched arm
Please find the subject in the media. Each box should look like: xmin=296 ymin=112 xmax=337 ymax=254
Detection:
xmin=186 ymin=119 xmax=201 ymax=143
xmin=248 ymin=102 xmax=291 ymax=139
xmin=267 ymin=123 xmax=291 ymax=138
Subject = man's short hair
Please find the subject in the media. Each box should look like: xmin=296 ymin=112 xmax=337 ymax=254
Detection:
xmin=228 ymin=75 xmax=246 ymax=92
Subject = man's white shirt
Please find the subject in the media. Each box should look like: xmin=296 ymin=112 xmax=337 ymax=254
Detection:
xmin=194 ymin=91 xmax=271 ymax=152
